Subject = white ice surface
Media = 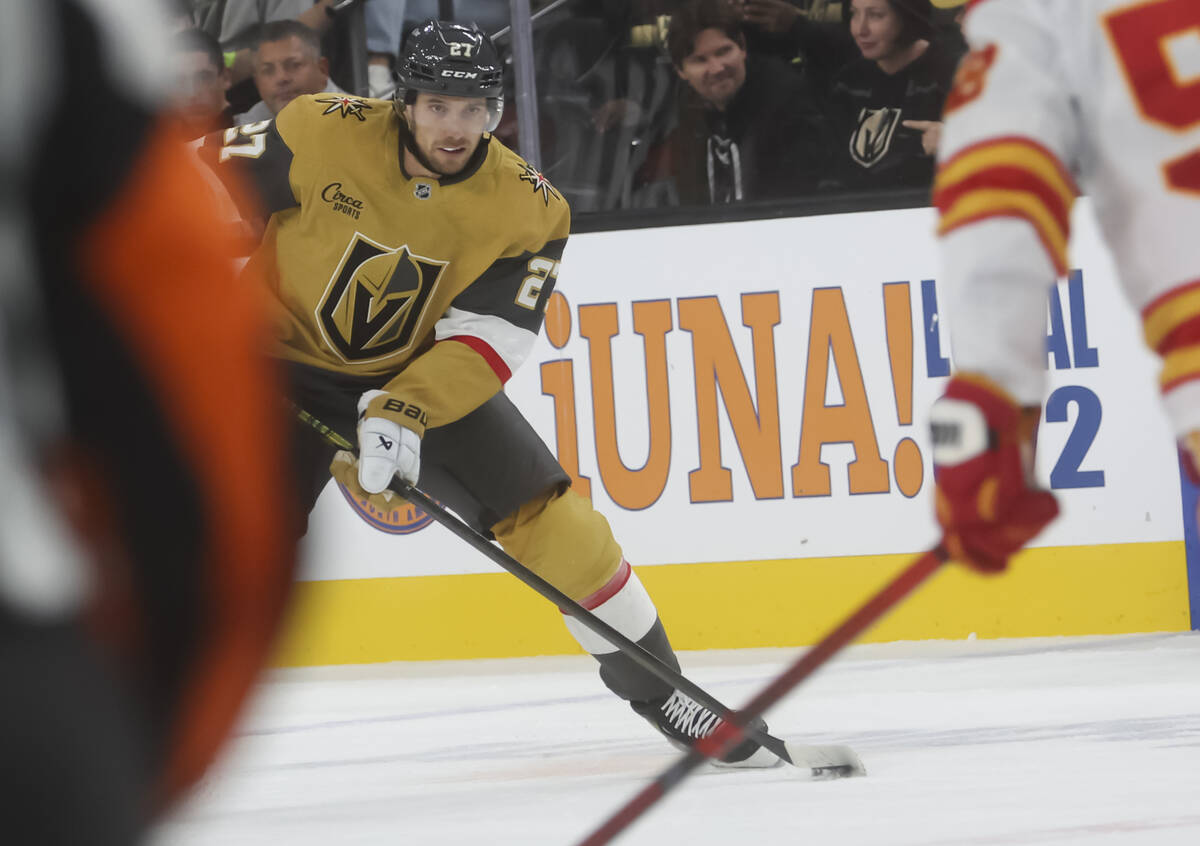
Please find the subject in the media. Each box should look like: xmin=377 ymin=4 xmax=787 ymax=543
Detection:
xmin=154 ymin=633 xmax=1200 ymax=846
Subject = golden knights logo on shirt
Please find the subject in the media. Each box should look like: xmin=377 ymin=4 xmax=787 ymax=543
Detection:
xmin=317 ymin=233 xmax=448 ymax=363
xmin=850 ymin=107 xmax=903 ymax=168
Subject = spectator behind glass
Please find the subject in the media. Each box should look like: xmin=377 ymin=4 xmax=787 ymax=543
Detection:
xmin=365 ymin=0 xmax=407 ymax=97
xmin=217 ymin=0 xmax=337 ymax=43
xmin=826 ymin=0 xmax=963 ymax=191
xmin=741 ymin=0 xmax=861 ymax=98
xmin=191 ymin=1 xmax=340 ymax=114
xmin=932 ymin=0 xmax=969 ymax=53
xmin=662 ymin=0 xmax=828 ymax=205
xmin=234 ymin=19 xmax=347 ymax=124
xmin=171 ymin=28 xmax=234 ymax=139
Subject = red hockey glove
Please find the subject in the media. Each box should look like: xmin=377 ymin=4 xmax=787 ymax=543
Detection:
xmin=929 ymin=374 xmax=1060 ymax=573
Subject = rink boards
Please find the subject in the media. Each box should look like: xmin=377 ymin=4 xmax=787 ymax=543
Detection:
xmin=277 ymin=201 xmax=1197 ymax=666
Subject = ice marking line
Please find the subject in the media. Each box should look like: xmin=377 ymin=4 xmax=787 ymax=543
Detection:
xmin=242 ymin=738 xmax=667 ymax=775
xmin=818 ymin=631 xmax=1189 ymax=671
xmin=787 ymin=713 xmax=1200 ymax=751
xmin=915 ymin=813 xmax=1200 ymax=845
xmin=177 ymin=764 xmax=647 ymax=824
xmin=238 ymin=671 xmax=784 ymax=738
xmin=237 ymin=692 xmax=607 ymax=737
xmin=242 ymin=635 xmax=1193 ymax=739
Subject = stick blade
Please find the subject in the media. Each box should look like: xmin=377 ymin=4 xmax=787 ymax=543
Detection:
xmin=782 ymin=743 xmax=866 ymax=780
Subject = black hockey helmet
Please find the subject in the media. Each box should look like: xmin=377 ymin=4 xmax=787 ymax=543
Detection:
xmin=395 ymin=20 xmax=504 ymax=132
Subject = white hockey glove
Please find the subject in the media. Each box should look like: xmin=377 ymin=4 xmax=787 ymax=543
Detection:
xmin=354 ymin=388 xmax=426 ymax=492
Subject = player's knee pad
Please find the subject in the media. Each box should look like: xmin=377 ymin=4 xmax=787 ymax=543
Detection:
xmin=490 ymin=487 xmax=623 ymax=601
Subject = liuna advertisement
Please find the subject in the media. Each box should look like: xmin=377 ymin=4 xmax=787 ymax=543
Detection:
xmin=279 ymin=202 xmax=1194 ymax=666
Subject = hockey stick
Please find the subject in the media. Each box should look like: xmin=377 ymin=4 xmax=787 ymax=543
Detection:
xmin=577 ymin=546 xmax=949 ymax=846
xmin=292 ymin=403 xmax=860 ymax=777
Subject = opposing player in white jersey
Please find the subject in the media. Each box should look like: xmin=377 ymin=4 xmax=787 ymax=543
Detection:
xmin=927 ymin=0 xmax=1200 ymax=571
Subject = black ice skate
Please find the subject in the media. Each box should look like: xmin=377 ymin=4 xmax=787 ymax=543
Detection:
xmin=632 ymin=690 xmax=783 ymax=768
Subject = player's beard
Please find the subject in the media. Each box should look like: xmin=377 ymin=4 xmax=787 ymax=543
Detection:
xmin=422 ymin=135 xmax=479 ymax=176
xmin=402 ymin=118 xmax=480 ymax=177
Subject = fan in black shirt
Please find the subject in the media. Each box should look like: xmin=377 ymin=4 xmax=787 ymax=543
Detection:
xmin=663 ymin=0 xmax=828 ymax=205
xmin=828 ymin=0 xmax=964 ymax=190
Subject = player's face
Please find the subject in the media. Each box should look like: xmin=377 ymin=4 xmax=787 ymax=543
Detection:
xmin=407 ymin=93 xmax=490 ymax=175
xmin=254 ymin=36 xmax=329 ymax=115
xmin=676 ymin=28 xmax=747 ymax=110
xmin=851 ymin=0 xmax=906 ymax=62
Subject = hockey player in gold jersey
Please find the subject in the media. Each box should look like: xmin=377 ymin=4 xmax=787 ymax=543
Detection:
xmin=202 ymin=19 xmax=781 ymax=767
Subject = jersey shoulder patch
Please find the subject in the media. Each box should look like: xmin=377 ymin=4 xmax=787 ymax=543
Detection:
xmin=514 ymin=158 xmax=561 ymax=207
xmin=275 ymin=94 xmax=384 ymax=149
xmin=489 ymin=143 xmax=570 ymax=245
xmin=309 ymin=94 xmax=377 ymax=122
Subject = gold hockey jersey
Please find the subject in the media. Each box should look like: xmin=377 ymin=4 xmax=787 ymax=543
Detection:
xmin=202 ymin=94 xmax=569 ymax=427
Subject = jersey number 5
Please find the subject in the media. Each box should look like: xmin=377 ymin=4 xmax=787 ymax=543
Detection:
xmin=1104 ymin=0 xmax=1200 ymax=194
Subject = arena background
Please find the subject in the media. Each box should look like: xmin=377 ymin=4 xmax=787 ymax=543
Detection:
xmin=276 ymin=200 xmax=1198 ymax=666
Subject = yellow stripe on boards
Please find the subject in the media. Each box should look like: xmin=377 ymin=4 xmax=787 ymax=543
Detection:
xmin=272 ymin=542 xmax=1190 ymax=666
xmin=273 ymin=570 xmax=583 ymax=665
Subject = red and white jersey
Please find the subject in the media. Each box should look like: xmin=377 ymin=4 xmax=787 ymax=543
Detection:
xmin=933 ymin=0 xmax=1200 ymax=434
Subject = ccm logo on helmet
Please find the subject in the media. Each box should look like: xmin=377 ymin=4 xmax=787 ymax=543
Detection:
xmin=441 ymin=69 xmax=478 ymax=79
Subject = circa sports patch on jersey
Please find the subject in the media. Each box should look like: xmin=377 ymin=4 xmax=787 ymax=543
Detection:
xmin=517 ymin=162 xmax=559 ymax=205
xmin=321 ymin=182 xmax=365 ymax=219
xmin=315 ymin=95 xmax=372 ymax=121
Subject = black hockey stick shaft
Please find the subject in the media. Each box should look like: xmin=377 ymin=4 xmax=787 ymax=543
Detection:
xmin=577 ymin=546 xmax=949 ymax=846
xmin=292 ymin=404 xmax=799 ymax=764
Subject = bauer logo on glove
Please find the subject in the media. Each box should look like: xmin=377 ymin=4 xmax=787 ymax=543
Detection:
xmin=381 ymin=397 xmax=429 ymax=427
xmin=356 ymin=388 xmax=423 ymax=493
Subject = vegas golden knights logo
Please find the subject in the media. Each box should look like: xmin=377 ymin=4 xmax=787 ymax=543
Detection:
xmin=318 ymin=233 xmax=447 ymax=362
xmin=849 ymin=107 xmax=902 ymax=168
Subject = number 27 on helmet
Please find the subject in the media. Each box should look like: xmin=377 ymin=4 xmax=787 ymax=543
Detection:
xmin=394 ymin=19 xmax=505 ymax=133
